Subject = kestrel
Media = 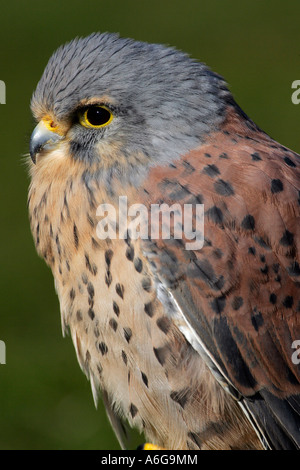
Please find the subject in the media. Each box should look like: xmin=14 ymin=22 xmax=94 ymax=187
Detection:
xmin=28 ymin=33 xmax=300 ymax=450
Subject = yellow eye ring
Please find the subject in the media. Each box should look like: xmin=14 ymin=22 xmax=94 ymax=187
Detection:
xmin=79 ymin=105 xmax=113 ymax=129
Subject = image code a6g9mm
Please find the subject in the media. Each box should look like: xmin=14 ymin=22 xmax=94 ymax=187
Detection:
xmin=143 ymin=453 xmax=198 ymax=465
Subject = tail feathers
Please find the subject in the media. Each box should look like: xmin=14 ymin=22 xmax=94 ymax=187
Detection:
xmin=245 ymin=390 xmax=300 ymax=450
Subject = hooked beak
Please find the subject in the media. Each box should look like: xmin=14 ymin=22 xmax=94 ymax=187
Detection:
xmin=30 ymin=120 xmax=63 ymax=164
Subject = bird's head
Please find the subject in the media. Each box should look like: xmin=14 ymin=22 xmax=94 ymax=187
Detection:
xmin=30 ymin=32 xmax=230 ymax=187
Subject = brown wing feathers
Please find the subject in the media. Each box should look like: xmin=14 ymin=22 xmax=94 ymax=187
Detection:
xmin=141 ymin=105 xmax=300 ymax=448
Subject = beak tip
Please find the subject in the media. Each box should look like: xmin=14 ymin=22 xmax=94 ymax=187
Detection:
xmin=30 ymin=151 xmax=36 ymax=164
xmin=29 ymin=141 xmax=41 ymax=164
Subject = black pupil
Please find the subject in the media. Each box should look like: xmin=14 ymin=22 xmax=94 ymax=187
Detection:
xmin=87 ymin=107 xmax=111 ymax=126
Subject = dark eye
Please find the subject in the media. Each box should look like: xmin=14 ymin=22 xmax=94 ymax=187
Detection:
xmin=79 ymin=105 xmax=113 ymax=128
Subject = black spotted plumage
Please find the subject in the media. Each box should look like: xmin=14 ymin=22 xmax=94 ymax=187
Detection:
xmin=142 ymin=106 xmax=300 ymax=449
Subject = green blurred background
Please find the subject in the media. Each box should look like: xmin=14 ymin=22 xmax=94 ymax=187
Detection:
xmin=0 ymin=0 xmax=299 ymax=450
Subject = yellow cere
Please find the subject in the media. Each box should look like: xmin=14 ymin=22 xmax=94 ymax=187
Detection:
xmin=42 ymin=117 xmax=63 ymax=135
